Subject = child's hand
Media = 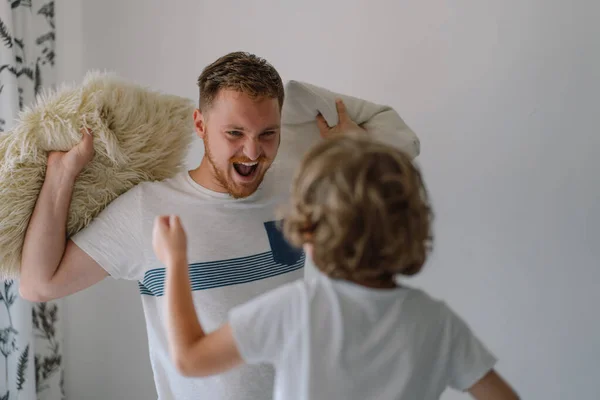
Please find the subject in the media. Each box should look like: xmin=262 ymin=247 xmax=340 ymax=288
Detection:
xmin=152 ymin=215 xmax=188 ymax=265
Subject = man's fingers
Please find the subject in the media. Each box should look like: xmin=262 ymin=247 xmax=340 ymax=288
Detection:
xmin=74 ymin=127 xmax=94 ymax=159
xmin=335 ymin=99 xmax=348 ymax=120
xmin=316 ymin=113 xmax=330 ymax=137
xmin=79 ymin=127 xmax=92 ymax=143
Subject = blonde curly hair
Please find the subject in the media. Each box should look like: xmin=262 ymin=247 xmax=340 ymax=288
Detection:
xmin=282 ymin=133 xmax=433 ymax=281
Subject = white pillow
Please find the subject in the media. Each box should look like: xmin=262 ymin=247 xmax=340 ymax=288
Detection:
xmin=281 ymin=80 xmax=420 ymax=159
xmin=0 ymin=71 xmax=195 ymax=279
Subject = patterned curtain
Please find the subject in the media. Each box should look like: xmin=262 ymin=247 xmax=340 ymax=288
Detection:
xmin=0 ymin=1 xmax=64 ymax=399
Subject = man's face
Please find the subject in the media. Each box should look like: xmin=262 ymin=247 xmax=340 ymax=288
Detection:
xmin=194 ymin=89 xmax=281 ymax=198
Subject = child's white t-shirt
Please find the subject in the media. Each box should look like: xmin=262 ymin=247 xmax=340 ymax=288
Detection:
xmin=229 ymin=269 xmax=497 ymax=400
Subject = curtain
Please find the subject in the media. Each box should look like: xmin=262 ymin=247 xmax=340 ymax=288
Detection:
xmin=0 ymin=1 xmax=64 ymax=399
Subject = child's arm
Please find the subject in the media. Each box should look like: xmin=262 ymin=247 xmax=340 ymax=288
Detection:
xmin=165 ymin=254 xmax=243 ymax=377
xmin=152 ymin=215 xmax=243 ymax=377
xmin=468 ymin=370 xmax=520 ymax=400
xmin=441 ymin=302 xmax=520 ymax=400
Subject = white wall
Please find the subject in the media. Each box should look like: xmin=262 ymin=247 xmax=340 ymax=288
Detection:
xmin=56 ymin=0 xmax=600 ymax=398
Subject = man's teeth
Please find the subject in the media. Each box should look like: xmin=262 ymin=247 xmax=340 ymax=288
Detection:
xmin=239 ymin=162 xmax=258 ymax=166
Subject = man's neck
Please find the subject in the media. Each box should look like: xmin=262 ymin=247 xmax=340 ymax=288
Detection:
xmin=188 ymin=158 xmax=227 ymax=193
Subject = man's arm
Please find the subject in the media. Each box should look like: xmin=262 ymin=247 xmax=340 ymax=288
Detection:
xmin=19 ymin=130 xmax=108 ymax=302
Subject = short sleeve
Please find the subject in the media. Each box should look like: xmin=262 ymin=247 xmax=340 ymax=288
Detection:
xmin=228 ymin=281 xmax=305 ymax=365
xmin=71 ymin=184 xmax=147 ymax=281
xmin=443 ymin=304 xmax=498 ymax=391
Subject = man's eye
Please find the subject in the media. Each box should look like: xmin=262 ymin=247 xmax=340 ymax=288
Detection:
xmin=261 ymin=131 xmax=276 ymax=137
xmin=227 ymin=131 xmax=243 ymax=137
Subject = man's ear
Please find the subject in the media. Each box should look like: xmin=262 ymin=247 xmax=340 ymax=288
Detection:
xmin=193 ymin=109 xmax=206 ymax=139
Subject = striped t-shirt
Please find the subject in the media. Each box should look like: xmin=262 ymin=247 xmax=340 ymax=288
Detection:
xmin=72 ymin=169 xmax=304 ymax=400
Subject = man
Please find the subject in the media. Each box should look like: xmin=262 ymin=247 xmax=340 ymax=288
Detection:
xmin=19 ymin=52 xmax=414 ymax=399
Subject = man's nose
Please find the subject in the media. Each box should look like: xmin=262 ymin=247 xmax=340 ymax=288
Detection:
xmin=243 ymin=138 xmax=261 ymax=161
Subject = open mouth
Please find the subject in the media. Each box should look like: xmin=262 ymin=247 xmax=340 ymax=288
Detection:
xmin=233 ymin=161 xmax=259 ymax=178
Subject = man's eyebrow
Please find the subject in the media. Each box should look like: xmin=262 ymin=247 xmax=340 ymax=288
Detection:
xmin=222 ymin=125 xmax=246 ymax=130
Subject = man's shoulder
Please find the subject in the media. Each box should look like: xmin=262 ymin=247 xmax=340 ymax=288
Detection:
xmin=132 ymin=172 xmax=195 ymax=203
xmin=97 ymin=172 xmax=187 ymax=217
xmin=134 ymin=172 xmax=187 ymax=194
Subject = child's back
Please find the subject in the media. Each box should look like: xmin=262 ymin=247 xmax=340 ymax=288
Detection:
xmin=230 ymin=268 xmax=496 ymax=400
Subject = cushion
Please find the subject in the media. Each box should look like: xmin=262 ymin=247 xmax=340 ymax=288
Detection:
xmin=280 ymin=80 xmax=420 ymax=160
xmin=0 ymin=71 xmax=195 ymax=279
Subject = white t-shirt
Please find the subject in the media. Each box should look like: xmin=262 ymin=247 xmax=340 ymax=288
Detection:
xmin=72 ymin=168 xmax=304 ymax=400
xmin=229 ymin=269 xmax=497 ymax=400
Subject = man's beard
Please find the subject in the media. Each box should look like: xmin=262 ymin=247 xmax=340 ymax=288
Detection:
xmin=204 ymin=135 xmax=270 ymax=199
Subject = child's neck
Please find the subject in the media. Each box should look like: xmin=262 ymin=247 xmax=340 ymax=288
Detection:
xmin=348 ymin=277 xmax=398 ymax=290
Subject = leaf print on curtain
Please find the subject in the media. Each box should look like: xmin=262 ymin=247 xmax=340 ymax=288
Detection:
xmin=0 ymin=1 xmax=65 ymax=399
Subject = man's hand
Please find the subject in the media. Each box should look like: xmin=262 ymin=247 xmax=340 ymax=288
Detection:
xmin=47 ymin=128 xmax=95 ymax=179
xmin=152 ymin=215 xmax=188 ymax=266
xmin=19 ymin=127 xmax=104 ymax=303
xmin=316 ymin=99 xmax=367 ymax=139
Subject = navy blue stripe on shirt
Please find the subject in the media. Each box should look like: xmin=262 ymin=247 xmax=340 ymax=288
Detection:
xmin=138 ymin=251 xmax=305 ymax=297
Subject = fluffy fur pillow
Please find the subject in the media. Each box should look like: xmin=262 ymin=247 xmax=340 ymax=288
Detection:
xmin=0 ymin=71 xmax=195 ymax=279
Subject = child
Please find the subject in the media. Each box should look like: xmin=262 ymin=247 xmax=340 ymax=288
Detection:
xmin=152 ymin=133 xmax=520 ymax=399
